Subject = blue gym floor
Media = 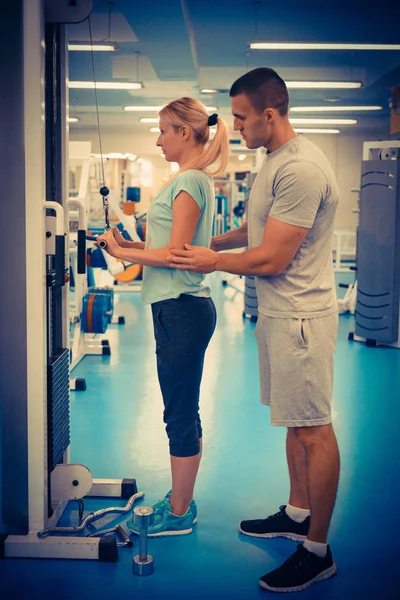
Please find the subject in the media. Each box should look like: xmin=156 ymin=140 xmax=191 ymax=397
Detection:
xmin=1 ymin=272 xmax=399 ymax=599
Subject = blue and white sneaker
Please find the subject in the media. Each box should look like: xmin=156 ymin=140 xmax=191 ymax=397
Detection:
xmin=126 ymin=498 xmax=194 ymax=537
xmin=164 ymin=490 xmax=197 ymax=524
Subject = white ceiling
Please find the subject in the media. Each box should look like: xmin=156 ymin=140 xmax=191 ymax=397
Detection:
xmin=67 ymin=0 xmax=400 ymax=153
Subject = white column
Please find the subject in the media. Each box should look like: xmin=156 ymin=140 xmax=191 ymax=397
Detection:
xmin=24 ymin=0 xmax=47 ymax=532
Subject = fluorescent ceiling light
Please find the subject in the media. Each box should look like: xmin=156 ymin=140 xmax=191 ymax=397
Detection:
xmin=149 ymin=125 xmax=217 ymax=134
xmin=290 ymin=118 xmax=357 ymax=125
xmin=250 ymin=42 xmax=400 ymax=51
xmin=124 ymin=105 xmax=217 ymax=112
xmin=140 ymin=118 xmax=159 ymax=123
xmin=68 ymin=42 xmax=118 ymax=51
xmin=238 ymin=154 xmax=247 ymax=161
xmin=290 ymin=105 xmax=383 ymax=112
xmin=150 ymin=127 xmax=218 ymax=134
xmin=202 ymin=89 xmax=218 ymax=93
xmin=69 ymin=81 xmax=143 ymax=90
xmin=68 ymin=117 xmax=79 ymax=123
xmin=287 ymin=81 xmax=362 ymax=89
xmin=124 ymin=105 xmax=164 ymax=112
xmin=92 ymin=152 xmax=137 ymax=160
xmin=294 ymin=128 xmax=340 ymax=134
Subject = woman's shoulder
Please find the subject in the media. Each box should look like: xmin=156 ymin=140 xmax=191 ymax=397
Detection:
xmin=176 ymin=169 xmax=212 ymax=183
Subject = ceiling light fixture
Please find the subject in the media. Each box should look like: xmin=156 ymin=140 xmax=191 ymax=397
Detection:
xmin=69 ymin=81 xmax=143 ymax=90
xmin=68 ymin=42 xmax=118 ymax=51
xmin=149 ymin=127 xmax=160 ymax=133
xmin=124 ymin=105 xmax=164 ymax=112
xmin=67 ymin=116 xmax=80 ymax=123
xmin=294 ymin=128 xmax=340 ymax=134
xmin=290 ymin=118 xmax=357 ymax=125
xmin=124 ymin=105 xmax=217 ymax=112
xmin=250 ymin=43 xmax=400 ymax=51
xmin=286 ymin=81 xmax=362 ymax=89
xmin=290 ymin=105 xmax=383 ymax=112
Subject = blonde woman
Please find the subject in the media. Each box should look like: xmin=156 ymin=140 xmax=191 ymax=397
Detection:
xmin=98 ymin=98 xmax=229 ymax=536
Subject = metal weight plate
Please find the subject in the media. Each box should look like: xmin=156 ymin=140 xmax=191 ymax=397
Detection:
xmin=88 ymin=247 xmax=108 ymax=269
xmin=81 ymin=293 xmax=109 ymax=334
xmin=92 ymin=294 xmax=108 ymax=334
xmin=91 ymin=287 xmax=114 ymax=323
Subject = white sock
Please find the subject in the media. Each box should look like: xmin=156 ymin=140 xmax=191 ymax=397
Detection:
xmin=304 ymin=538 xmax=328 ymax=558
xmin=285 ymin=503 xmax=310 ymax=523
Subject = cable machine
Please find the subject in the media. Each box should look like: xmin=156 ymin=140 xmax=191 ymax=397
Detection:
xmin=0 ymin=0 xmax=140 ymax=561
xmin=349 ymin=140 xmax=400 ymax=348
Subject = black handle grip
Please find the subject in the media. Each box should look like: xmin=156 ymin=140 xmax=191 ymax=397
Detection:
xmin=116 ymin=525 xmax=133 ymax=547
xmin=55 ymin=235 xmax=65 ymax=286
xmin=86 ymin=235 xmax=106 ymax=248
xmin=77 ymin=230 xmax=86 ymax=274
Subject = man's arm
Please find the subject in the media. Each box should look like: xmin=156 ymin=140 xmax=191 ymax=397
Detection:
xmin=211 ymin=222 xmax=248 ymax=251
xmin=168 ymin=160 xmax=326 ymax=275
xmin=215 ymin=218 xmax=309 ymax=276
xmin=167 ymin=217 xmax=309 ymax=276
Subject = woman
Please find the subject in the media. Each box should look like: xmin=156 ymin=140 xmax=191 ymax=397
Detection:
xmin=97 ymin=97 xmax=229 ymax=536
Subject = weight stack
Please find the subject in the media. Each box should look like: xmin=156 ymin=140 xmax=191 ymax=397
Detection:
xmin=244 ymin=276 xmax=258 ymax=320
xmin=355 ymin=158 xmax=400 ymax=345
xmin=47 ymin=348 xmax=70 ymax=471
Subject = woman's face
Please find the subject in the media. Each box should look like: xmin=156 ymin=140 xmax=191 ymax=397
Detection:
xmin=156 ymin=116 xmax=184 ymax=163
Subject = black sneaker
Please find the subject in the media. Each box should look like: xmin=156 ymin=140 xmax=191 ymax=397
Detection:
xmin=259 ymin=544 xmax=337 ymax=593
xmin=239 ymin=505 xmax=309 ymax=542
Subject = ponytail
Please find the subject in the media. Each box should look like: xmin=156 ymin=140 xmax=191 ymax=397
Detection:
xmin=159 ymin=97 xmax=229 ymax=181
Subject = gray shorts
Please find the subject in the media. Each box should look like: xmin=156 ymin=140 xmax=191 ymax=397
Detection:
xmin=255 ymin=312 xmax=338 ymax=427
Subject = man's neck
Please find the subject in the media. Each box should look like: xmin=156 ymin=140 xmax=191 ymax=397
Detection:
xmin=265 ymin=121 xmax=297 ymax=153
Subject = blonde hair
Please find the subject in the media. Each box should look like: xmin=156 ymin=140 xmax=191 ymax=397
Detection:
xmin=159 ymin=97 xmax=229 ymax=178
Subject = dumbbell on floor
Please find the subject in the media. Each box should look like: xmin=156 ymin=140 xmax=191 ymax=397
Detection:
xmin=132 ymin=506 xmax=154 ymax=576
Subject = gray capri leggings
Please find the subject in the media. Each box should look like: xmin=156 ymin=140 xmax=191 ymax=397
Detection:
xmin=151 ymin=294 xmax=217 ymax=457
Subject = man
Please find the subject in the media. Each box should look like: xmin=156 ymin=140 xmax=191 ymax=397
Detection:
xmin=167 ymin=67 xmax=340 ymax=593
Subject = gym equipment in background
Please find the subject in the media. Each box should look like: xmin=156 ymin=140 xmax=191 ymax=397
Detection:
xmin=220 ymin=170 xmax=259 ymax=322
xmin=213 ymin=194 xmax=229 ymax=236
xmin=68 ymin=163 xmax=126 ymax=390
xmin=349 ymin=140 xmax=400 ymax=348
xmin=338 ymin=280 xmax=358 ymax=315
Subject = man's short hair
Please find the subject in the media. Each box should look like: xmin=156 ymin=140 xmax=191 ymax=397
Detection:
xmin=230 ymin=67 xmax=289 ymax=116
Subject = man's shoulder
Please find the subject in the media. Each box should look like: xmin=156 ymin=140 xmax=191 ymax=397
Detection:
xmin=275 ymin=140 xmax=333 ymax=185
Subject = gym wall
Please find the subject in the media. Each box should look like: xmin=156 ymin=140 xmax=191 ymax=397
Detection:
xmin=70 ymin=126 xmax=390 ymax=230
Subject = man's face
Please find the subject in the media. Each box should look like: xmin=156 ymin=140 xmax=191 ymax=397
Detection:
xmin=231 ymin=93 xmax=272 ymax=150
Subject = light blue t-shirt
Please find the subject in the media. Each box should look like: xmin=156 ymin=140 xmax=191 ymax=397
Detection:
xmin=141 ymin=169 xmax=215 ymax=305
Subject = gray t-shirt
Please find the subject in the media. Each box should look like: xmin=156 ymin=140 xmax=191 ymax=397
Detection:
xmin=248 ymin=135 xmax=339 ymax=318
